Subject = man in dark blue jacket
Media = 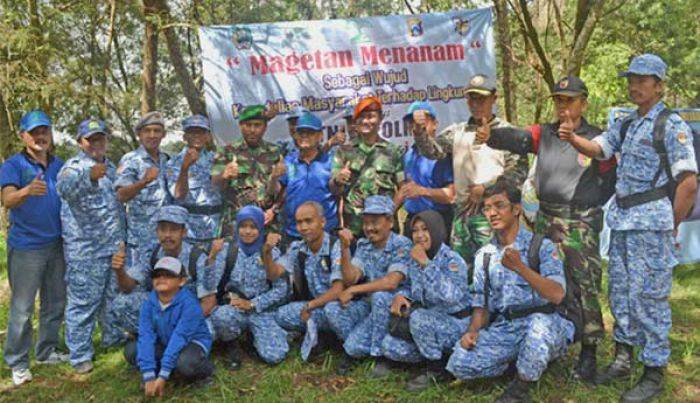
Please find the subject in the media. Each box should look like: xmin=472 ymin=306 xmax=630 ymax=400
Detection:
xmin=124 ymin=256 xmax=213 ymax=397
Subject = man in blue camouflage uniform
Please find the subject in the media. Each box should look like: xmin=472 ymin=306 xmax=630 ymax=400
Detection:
xmin=110 ymin=205 xmax=219 ymax=336
xmin=57 ymin=118 xmax=126 ymax=373
xmin=273 ymin=202 xmax=368 ymax=360
xmin=115 ymin=111 xmax=171 ymax=267
xmin=328 ymin=195 xmax=412 ymax=376
xmin=446 ymin=181 xmax=574 ymax=402
xmin=564 ymin=54 xmax=698 ymax=402
xmin=380 ymin=210 xmax=470 ymax=391
xmin=165 ymin=115 xmax=221 ymax=245
xmin=207 ymin=205 xmax=289 ymax=366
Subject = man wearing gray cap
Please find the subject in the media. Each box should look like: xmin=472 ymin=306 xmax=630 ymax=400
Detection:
xmin=111 ymin=205 xmax=221 ymax=339
xmin=115 ymin=111 xmax=171 ymax=269
xmin=57 ymin=118 xmax=126 ymax=373
xmin=563 ymin=53 xmax=698 ymax=402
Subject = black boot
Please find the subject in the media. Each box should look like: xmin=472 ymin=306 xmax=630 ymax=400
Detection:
xmin=494 ymin=376 xmax=532 ymax=403
xmin=225 ymin=340 xmax=242 ymax=371
xmin=595 ymin=342 xmax=633 ymax=385
xmin=336 ymin=353 xmax=357 ymax=376
xmin=406 ymin=360 xmax=450 ymax=392
xmin=573 ymin=344 xmax=597 ymax=383
xmin=621 ymin=366 xmax=664 ymax=403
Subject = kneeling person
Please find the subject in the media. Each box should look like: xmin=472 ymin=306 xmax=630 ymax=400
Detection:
xmin=330 ymin=195 xmax=412 ymax=375
xmin=208 ymin=206 xmax=289 ymax=366
xmin=125 ymin=257 xmax=213 ymax=398
xmin=111 ymin=205 xmax=219 ymax=336
xmin=381 ymin=210 xmax=470 ymax=391
xmin=446 ymin=181 xmax=574 ymax=402
xmin=274 ymin=201 xmax=367 ymax=360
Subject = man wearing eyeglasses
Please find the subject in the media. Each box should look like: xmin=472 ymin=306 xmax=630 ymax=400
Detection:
xmin=479 ymin=76 xmax=613 ymax=383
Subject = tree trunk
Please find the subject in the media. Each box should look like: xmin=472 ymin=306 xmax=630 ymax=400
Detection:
xmin=153 ymin=0 xmax=207 ymax=115
xmin=493 ymin=0 xmax=518 ymax=124
xmin=567 ymin=0 xmax=606 ymax=76
xmin=0 ymin=91 xmax=14 ymax=161
xmin=140 ymin=0 xmax=158 ymax=115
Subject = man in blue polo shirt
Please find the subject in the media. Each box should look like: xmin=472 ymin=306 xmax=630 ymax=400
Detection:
xmin=1 ymin=110 xmax=67 ymax=386
xmin=395 ymin=101 xmax=455 ymax=236
xmin=274 ymin=112 xmax=339 ymax=247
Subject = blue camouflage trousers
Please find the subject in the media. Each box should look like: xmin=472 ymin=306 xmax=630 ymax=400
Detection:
xmin=276 ymin=300 xmax=369 ymax=341
xmin=382 ymin=308 xmax=471 ymax=363
xmin=64 ymin=256 xmax=123 ymax=366
xmin=111 ymin=291 xmax=149 ymax=335
xmin=446 ymin=313 xmax=573 ymax=381
xmin=608 ymin=230 xmax=675 ymax=367
xmin=340 ymin=291 xmax=395 ymax=358
xmin=208 ymin=305 xmax=289 ymax=364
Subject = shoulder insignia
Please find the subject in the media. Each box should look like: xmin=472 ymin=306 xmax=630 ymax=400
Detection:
xmin=448 ymin=262 xmax=459 ymax=272
xmin=677 ymin=132 xmax=688 ymax=145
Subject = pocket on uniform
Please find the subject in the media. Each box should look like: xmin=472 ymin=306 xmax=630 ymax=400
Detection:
xmin=641 ymin=254 xmax=672 ymax=299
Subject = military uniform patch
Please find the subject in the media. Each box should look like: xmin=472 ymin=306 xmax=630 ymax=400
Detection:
xmin=677 ymin=132 xmax=688 ymax=144
xmin=448 ymin=262 xmax=459 ymax=272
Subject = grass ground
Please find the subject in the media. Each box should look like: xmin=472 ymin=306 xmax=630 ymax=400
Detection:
xmin=0 ymin=239 xmax=697 ymax=402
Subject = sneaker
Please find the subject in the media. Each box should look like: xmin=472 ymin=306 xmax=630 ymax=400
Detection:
xmin=36 ymin=350 xmax=70 ymax=365
xmin=73 ymin=360 xmax=94 ymax=374
xmin=11 ymin=368 xmax=33 ymax=386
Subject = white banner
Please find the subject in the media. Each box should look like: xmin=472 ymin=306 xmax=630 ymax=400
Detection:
xmin=199 ymin=7 xmax=496 ymax=148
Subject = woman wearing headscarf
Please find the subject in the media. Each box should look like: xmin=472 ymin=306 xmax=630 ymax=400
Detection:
xmin=207 ymin=205 xmax=289 ymax=367
xmin=380 ymin=210 xmax=471 ymax=391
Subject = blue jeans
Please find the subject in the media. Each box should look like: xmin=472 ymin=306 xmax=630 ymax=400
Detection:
xmin=3 ymin=240 xmax=66 ymax=369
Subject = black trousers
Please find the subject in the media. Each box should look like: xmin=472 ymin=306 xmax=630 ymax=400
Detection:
xmin=124 ymin=340 xmax=213 ymax=381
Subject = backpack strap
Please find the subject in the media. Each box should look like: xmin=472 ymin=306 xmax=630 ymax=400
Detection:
xmin=617 ymin=108 xmax=673 ymax=209
xmin=187 ymin=245 xmax=206 ymax=282
xmin=216 ymin=242 xmax=238 ymax=305
xmin=149 ymin=245 xmax=161 ymax=270
xmin=619 ymin=118 xmax=633 ymax=146
xmin=527 ymin=233 xmax=545 ymax=272
xmin=482 ymin=253 xmax=492 ymax=315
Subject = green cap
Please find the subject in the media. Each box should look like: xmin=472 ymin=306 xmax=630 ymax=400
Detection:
xmin=239 ymin=105 xmax=267 ymax=122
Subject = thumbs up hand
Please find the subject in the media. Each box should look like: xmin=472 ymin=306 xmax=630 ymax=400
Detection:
xmin=222 ymin=156 xmax=239 ymax=180
xmin=111 ymin=242 xmax=127 ymax=272
xmin=25 ymin=173 xmax=47 ymax=196
xmin=334 ymin=161 xmax=352 ymax=185
xmin=474 ymin=117 xmax=491 ymax=144
xmin=271 ymin=156 xmax=286 ymax=179
xmin=558 ymin=110 xmax=575 ymax=142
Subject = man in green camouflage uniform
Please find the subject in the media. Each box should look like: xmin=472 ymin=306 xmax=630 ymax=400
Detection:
xmin=483 ymin=76 xmax=615 ymax=382
xmin=330 ymin=96 xmax=404 ymax=237
xmin=412 ymin=74 xmax=528 ymax=270
xmin=211 ymin=105 xmax=284 ymax=237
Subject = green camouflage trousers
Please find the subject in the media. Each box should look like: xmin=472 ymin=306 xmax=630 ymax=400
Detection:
xmin=451 ymin=212 xmax=492 ymax=283
xmin=535 ymin=203 xmax=604 ymax=346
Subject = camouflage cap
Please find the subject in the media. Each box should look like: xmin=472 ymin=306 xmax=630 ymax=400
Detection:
xmin=182 ymin=114 xmax=210 ymax=131
xmin=154 ymin=205 xmax=188 ymax=226
xmin=362 ymin=195 xmax=395 ymax=216
xmin=239 ymin=105 xmax=267 ymax=122
xmin=135 ymin=111 xmax=165 ymax=132
xmin=618 ymin=53 xmax=667 ymax=80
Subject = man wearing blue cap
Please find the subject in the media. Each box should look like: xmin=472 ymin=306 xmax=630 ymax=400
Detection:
xmin=111 ymin=205 xmax=220 ymax=339
xmin=395 ymin=101 xmax=455 ymax=236
xmin=274 ymin=112 xmax=339 ymax=246
xmin=564 ymin=54 xmax=698 ymax=401
xmin=1 ymin=110 xmax=67 ymax=385
xmin=57 ymin=118 xmax=126 ymax=373
xmin=115 ymin=111 xmax=171 ymax=268
xmin=165 ymin=115 xmax=222 ymax=245
xmin=328 ymin=195 xmax=412 ymax=376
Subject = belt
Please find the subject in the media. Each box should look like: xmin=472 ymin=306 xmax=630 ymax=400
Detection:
xmin=183 ymin=204 xmax=223 ymax=215
xmin=616 ymin=187 xmax=669 ymax=209
xmin=494 ymin=304 xmax=556 ymax=322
